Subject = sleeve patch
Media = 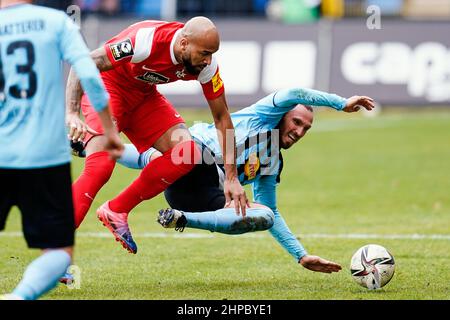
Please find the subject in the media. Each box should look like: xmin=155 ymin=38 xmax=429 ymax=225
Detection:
xmin=212 ymin=72 xmax=224 ymax=93
xmin=109 ymin=39 xmax=134 ymax=61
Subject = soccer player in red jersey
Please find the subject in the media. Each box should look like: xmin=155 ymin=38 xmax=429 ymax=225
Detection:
xmin=66 ymin=17 xmax=248 ymax=254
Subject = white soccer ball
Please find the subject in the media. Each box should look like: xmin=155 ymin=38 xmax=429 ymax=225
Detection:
xmin=350 ymin=244 xmax=395 ymax=290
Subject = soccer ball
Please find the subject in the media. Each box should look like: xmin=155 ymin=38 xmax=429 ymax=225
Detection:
xmin=350 ymin=244 xmax=395 ymax=290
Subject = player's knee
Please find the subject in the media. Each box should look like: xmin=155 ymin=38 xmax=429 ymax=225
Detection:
xmin=170 ymin=140 xmax=201 ymax=173
xmin=228 ymin=208 xmax=274 ymax=234
xmin=257 ymin=207 xmax=275 ymax=230
xmin=248 ymin=204 xmax=275 ymax=228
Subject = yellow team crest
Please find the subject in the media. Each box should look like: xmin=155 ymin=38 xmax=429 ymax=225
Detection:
xmin=244 ymin=153 xmax=260 ymax=180
xmin=212 ymin=72 xmax=224 ymax=93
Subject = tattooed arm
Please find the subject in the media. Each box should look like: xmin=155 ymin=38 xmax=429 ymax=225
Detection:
xmin=66 ymin=47 xmax=114 ymax=142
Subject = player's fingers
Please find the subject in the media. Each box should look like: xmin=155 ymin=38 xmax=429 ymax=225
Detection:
xmin=360 ymin=104 xmax=371 ymax=111
xmin=365 ymin=98 xmax=375 ymax=105
xmin=331 ymin=266 xmax=342 ymax=272
xmin=239 ymin=195 xmax=247 ymax=217
xmin=363 ymin=100 xmax=375 ymax=110
xmin=310 ymin=265 xmax=328 ymax=273
xmin=234 ymin=196 xmax=240 ymax=216
xmin=74 ymin=128 xmax=83 ymax=142
xmin=224 ymin=192 xmax=232 ymax=209
xmin=318 ymin=264 xmax=334 ymax=273
xmin=79 ymin=126 xmax=88 ymax=142
xmin=324 ymin=261 xmax=341 ymax=272
xmin=334 ymin=265 xmax=343 ymax=271
xmin=314 ymin=266 xmax=331 ymax=273
xmin=71 ymin=123 xmax=82 ymax=142
xmin=329 ymin=262 xmax=342 ymax=269
xmin=324 ymin=265 xmax=340 ymax=272
xmin=68 ymin=123 xmax=76 ymax=140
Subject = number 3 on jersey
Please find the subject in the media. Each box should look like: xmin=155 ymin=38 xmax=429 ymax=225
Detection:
xmin=0 ymin=40 xmax=37 ymax=100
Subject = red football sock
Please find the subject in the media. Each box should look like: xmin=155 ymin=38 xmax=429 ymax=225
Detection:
xmin=109 ymin=140 xmax=200 ymax=214
xmin=73 ymin=151 xmax=116 ymax=228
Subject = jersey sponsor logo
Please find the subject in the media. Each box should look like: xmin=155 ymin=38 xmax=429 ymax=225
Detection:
xmin=175 ymin=69 xmax=186 ymax=79
xmin=109 ymin=38 xmax=134 ymax=61
xmin=244 ymin=152 xmax=260 ymax=180
xmin=212 ymin=72 xmax=223 ymax=93
xmin=135 ymin=71 xmax=170 ymax=84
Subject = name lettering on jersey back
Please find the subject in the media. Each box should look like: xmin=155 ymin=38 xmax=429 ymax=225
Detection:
xmin=0 ymin=20 xmax=45 ymax=36
xmin=109 ymin=39 xmax=134 ymax=61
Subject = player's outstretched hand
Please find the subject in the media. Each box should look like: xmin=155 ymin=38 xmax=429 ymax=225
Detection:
xmin=343 ymin=96 xmax=375 ymax=113
xmin=299 ymin=255 xmax=342 ymax=274
xmin=224 ymin=178 xmax=250 ymax=217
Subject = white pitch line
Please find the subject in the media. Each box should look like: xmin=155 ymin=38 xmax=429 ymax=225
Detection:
xmin=301 ymin=233 xmax=450 ymax=240
xmin=0 ymin=232 xmax=449 ymax=240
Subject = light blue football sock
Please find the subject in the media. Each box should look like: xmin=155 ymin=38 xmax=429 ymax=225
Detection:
xmin=184 ymin=207 xmax=275 ymax=234
xmin=12 ymin=250 xmax=71 ymax=300
xmin=117 ymin=144 xmax=156 ymax=169
xmin=117 ymin=144 xmax=142 ymax=169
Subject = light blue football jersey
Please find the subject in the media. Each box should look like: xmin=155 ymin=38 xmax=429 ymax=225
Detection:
xmin=189 ymin=87 xmax=346 ymax=261
xmin=190 ymin=87 xmax=347 ymax=186
xmin=0 ymin=4 xmax=107 ymax=169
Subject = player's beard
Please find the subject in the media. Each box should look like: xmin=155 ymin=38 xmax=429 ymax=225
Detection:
xmin=182 ymin=55 xmax=205 ymax=75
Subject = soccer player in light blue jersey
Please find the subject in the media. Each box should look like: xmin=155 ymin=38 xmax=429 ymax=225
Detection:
xmin=0 ymin=0 xmax=123 ymax=300
xmin=115 ymin=87 xmax=374 ymax=273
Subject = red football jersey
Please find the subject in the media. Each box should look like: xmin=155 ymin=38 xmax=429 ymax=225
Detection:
xmin=102 ymin=20 xmax=225 ymax=100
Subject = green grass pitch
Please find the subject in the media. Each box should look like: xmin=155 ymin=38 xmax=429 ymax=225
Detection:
xmin=1 ymin=108 xmax=449 ymax=300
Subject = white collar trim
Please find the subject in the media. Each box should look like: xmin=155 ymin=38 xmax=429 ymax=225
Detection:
xmin=170 ymin=29 xmax=182 ymax=65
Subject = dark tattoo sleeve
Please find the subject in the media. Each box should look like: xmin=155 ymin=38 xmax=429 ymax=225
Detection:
xmin=66 ymin=67 xmax=84 ymax=114
xmin=66 ymin=47 xmax=113 ymax=115
xmin=90 ymin=47 xmax=114 ymax=72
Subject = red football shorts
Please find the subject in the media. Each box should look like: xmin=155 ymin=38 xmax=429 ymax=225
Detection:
xmin=81 ymin=81 xmax=185 ymax=153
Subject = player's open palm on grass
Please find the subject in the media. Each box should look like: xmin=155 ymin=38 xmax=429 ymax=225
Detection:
xmin=299 ymin=255 xmax=342 ymax=274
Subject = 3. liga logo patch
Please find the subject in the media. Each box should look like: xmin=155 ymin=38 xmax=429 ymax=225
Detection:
xmin=109 ymin=39 xmax=134 ymax=61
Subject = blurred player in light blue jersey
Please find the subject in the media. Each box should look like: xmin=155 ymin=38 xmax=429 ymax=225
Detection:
xmin=0 ymin=0 xmax=123 ymax=300
xmin=115 ymin=87 xmax=374 ymax=273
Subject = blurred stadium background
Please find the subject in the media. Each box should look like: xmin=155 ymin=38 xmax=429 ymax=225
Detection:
xmin=1 ymin=0 xmax=449 ymax=300
xmin=36 ymin=0 xmax=450 ymax=109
